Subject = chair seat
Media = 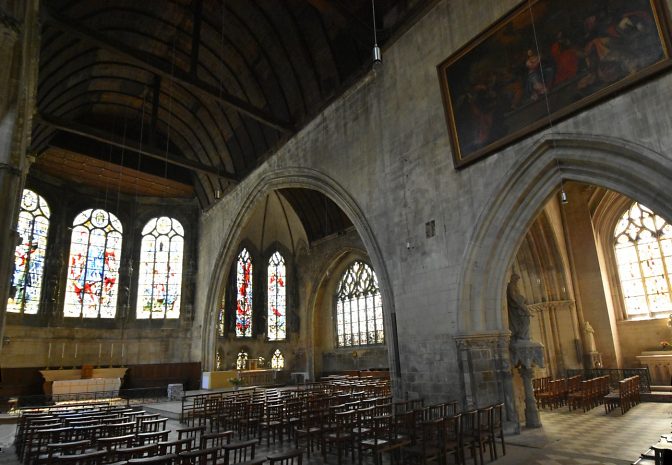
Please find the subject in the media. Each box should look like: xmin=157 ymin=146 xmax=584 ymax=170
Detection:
xmin=360 ymin=438 xmax=390 ymax=447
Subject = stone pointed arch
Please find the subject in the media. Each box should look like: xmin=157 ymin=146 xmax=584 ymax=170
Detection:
xmin=457 ymin=134 xmax=672 ymax=336
xmin=200 ymin=167 xmax=399 ymax=380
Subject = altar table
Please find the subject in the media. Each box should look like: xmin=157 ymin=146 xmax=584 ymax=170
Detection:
xmin=52 ymin=378 xmax=121 ymax=396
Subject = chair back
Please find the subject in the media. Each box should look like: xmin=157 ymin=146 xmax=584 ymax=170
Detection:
xmin=267 ymin=448 xmax=303 ymax=465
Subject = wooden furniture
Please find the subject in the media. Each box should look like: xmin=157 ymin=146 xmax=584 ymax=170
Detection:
xmin=604 ymin=375 xmax=640 ymax=414
xmin=40 ymin=368 xmax=128 ymax=396
xmin=267 ymin=448 xmax=303 ymax=465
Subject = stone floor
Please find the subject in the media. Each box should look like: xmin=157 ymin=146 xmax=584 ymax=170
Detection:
xmin=0 ymin=402 xmax=669 ymax=464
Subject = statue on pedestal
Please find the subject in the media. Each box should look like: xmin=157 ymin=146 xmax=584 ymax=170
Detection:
xmin=584 ymin=320 xmax=597 ymax=353
xmin=507 ymin=273 xmax=533 ymax=341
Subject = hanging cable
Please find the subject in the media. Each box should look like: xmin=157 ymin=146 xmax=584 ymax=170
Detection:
xmin=528 ymin=0 xmax=567 ymax=204
xmin=371 ymin=0 xmax=382 ymax=69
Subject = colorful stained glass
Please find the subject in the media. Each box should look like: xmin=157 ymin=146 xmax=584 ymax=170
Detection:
xmin=64 ymin=209 xmax=123 ymax=318
xmin=614 ymin=202 xmax=672 ymax=320
xmin=235 ymin=248 xmax=253 ymax=337
xmin=270 ymin=349 xmax=284 ymax=369
xmin=267 ymin=251 xmax=286 ymax=340
xmin=136 ymin=217 xmax=184 ymax=319
xmin=8 ymin=189 xmax=50 ymax=315
xmin=335 ymin=261 xmax=384 ymax=347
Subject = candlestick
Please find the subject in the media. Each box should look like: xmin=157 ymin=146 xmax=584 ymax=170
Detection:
xmin=98 ymin=343 xmax=102 ymax=366
xmin=47 ymin=342 xmax=52 ymax=368
xmin=60 ymin=342 xmax=65 ymax=369
xmin=74 ymin=343 xmax=78 ymax=360
xmin=110 ymin=343 xmax=114 ymax=366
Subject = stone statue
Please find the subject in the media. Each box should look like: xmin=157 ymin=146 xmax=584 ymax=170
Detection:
xmin=584 ymin=320 xmax=597 ymax=352
xmin=507 ymin=273 xmax=533 ymax=341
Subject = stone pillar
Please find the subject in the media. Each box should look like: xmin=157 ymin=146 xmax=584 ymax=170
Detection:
xmin=456 ymin=332 xmax=518 ymax=430
xmin=562 ymin=183 xmax=620 ymax=368
xmin=510 ymin=339 xmax=545 ymax=428
xmin=0 ymin=2 xmax=40 ymax=355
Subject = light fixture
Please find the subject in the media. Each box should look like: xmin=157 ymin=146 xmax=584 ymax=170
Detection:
xmin=557 ymin=159 xmax=568 ymax=205
xmin=215 ymin=189 xmax=221 ymax=199
xmin=371 ymin=0 xmax=382 ymax=69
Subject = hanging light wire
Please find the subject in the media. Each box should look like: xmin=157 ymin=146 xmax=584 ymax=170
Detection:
xmin=371 ymin=0 xmax=382 ymax=66
xmin=528 ymin=0 xmax=567 ymax=204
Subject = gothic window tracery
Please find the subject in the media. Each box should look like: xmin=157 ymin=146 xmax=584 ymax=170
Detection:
xmin=64 ymin=209 xmax=123 ymax=318
xmin=614 ymin=202 xmax=672 ymax=319
xmin=335 ymin=261 xmax=384 ymax=347
xmin=267 ymin=251 xmax=286 ymax=341
xmin=136 ymin=217 xmax=184 ymax=319
xmin=235 ymin=248 xmax=253 ymax=337
xmin=8 ymin=189 xmax=50 ymax=315
xmin=271 ymin=349 xmax=284 ymax=369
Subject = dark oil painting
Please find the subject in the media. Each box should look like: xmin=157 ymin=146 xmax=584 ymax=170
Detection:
xmin=437 ymin=0 xmax=672 ymax=168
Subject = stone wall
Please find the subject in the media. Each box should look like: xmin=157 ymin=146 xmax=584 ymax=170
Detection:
xmin=193 ymin=0 xmax=672 ymax=423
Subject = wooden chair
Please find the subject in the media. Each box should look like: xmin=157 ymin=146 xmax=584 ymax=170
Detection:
xmin=157 ymin=438 xmax=194 ymax=455
xmin=460 ymin=409 xmax=485 ymax=465
xmin=402 ymin=417 xmax=443 ymax=465
xmin=259 ymin=403 xmax=284 ymax=447
xmin=222 ymin=439 xmax=265 ymax=465
xmin=176 ymin=447 xmax=218 ymax=465
xmin=238 ymin=401 xmax=264 ymax=441
xmin=489 ymin=403 xmax=505 ymax=459
xmin=359 ymin=414 xmax=407 ymax=465
xmin=127 ymin=454 xmax=176 ymax=465
xmin=44 ymin=440 xmax=91 ymax=463
xmin=294 ymin=408 xmax=324 ymax=458
xmin=322 ymin=409 xmax=356 ymax=465
xmin=176 ymin=426 xmax=205 ymax=443
xmin=53 ymin=450 xmax=107 ymax=464
xmin=442 ymin=414 xmax=462 ymax=465
xmin=267 ymin=449 xmax=303 ymax=465
xmin=137 ymin=430 xmax=171 ymax=446
xmin=113 ymin=444 xmax=160 ymax=462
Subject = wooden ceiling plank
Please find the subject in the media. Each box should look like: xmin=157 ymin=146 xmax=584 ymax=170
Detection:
xmin=38 ymin=113 xmax=237 ymax=181
xmin=42 ymin=6 xmax=295 ymax=134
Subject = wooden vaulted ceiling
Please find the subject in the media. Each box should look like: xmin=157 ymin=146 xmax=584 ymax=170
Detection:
xmin=31 ymin=0 xmax=433 ymax=213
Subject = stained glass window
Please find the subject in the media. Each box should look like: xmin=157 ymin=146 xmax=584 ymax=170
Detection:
xmin=267 ymin=251 xmax=286 ymax=340
xmin=8 ymin=189 xmax=50 ymax=315
xmin=236 ymin=351 xmax=248 ymax=370
xmin=614 ymin=202 xmax=672 ymax=320
xmin=235 ymin=248 xmax=253 ymax=337
xmin=136 ymin=217 xmax=184 ymax=319
xmin=271 ymin=349 xmax=284 ymax=369
xmin=335 ymin=261 xmax=384 ymax=347
xmin=64 ymin=209 xmax=123 ymax=318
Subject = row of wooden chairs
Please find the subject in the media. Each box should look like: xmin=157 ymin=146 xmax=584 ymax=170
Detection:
xmin=604 ymin=375 xmax=640 ymax=415
xmin=534 ymin=375 xmax=582 ymax=410
xmin=567 ymin=376 xmax=610 ymax=412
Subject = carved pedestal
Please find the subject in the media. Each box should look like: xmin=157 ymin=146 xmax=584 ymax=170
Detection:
xmin=510 ymin=340 xmax=545 ymax=428
xmin=585 ymin=351 xmax=603 ymax=369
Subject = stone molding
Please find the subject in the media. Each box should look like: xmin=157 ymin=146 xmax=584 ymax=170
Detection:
xmin=456 ymin=134 xmax=672 ymax=338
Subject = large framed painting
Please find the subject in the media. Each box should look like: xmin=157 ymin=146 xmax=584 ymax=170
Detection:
xmin=437 ymin=0 xmax=672 ymax=168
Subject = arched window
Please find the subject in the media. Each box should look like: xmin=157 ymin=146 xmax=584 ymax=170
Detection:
xmin=614 ymin=202 xmax=672 ymax=320
xmin=267 ymin=251 xmax=286 ymax=340
xmin=8 ymin=189 xmax=50 ymax=314
xmin=136 ymin=217 xmax=184 ymax=319
xmin=271 ymin=349 xmax=284 ymax=369
xmin=335 ymin=261 xmax=384 ymax=347
xmin=236 ymin=351 xmax=248 ymax=370
xmin=64 ymin=209 xmax=123 ymax=318
xmin=235 ymin=248 xmax=253 ymax=337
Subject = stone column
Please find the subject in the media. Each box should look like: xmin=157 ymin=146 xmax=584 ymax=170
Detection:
xmin=510 ymin=339 xmax=545 ymax=428
xmin=0 ymin=1 xmax=40 ymax=355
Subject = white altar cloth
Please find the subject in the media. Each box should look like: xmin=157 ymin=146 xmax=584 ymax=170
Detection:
xmin=52 ymin=377 xmax=121 ymax=396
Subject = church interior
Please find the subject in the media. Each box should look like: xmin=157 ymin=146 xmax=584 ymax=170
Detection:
xmin=2 ymin=0 xmax=672 ymax=464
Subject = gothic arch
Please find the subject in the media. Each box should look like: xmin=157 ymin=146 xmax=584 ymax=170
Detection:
xmin=201 ymin=168 xmax=398 ymax=378
xmin=457 ymin=134 xmax=672 ymax=336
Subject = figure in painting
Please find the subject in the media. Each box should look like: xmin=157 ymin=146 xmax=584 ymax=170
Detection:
xmin=507 ymin=273 xmax=533 ymax=341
